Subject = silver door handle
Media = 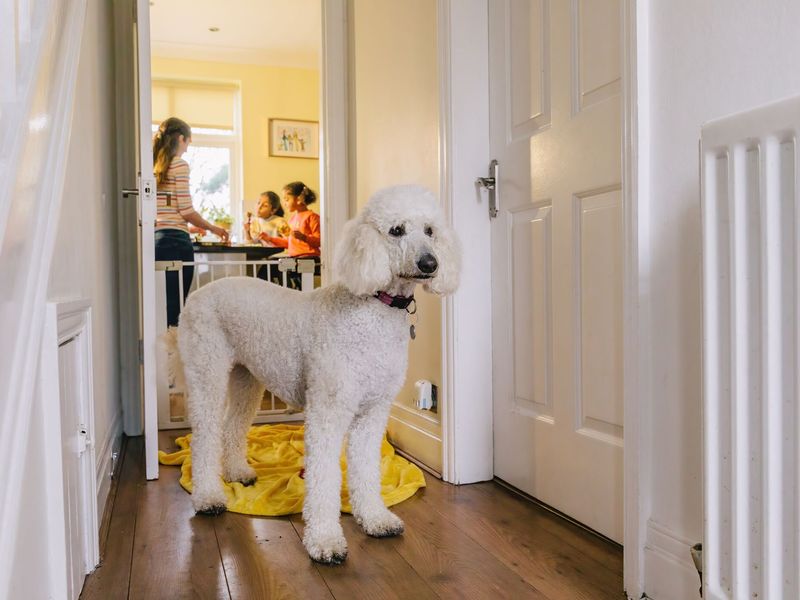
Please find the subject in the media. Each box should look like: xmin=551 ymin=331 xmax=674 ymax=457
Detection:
xmin=476 ymin=159 xmax=499 ymax=218
xmin=123 ymin=187 xmax=171 ymax=204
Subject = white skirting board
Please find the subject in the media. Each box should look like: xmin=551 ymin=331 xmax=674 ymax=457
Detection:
xmin=643 ymin=519 xmax=702 ymax=599
xmin=95 ymin=410 xmax=123 ymax=525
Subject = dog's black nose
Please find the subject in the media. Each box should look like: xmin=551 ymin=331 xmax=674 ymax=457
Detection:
xmin=417 ymin=253 xmax=438 ymax=274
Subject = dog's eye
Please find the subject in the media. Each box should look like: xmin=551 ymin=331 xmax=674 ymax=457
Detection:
xmin=389 ymin=225 xmax=405 ymax=237
xmin=424 ymin=225 xmax=434 ymax=237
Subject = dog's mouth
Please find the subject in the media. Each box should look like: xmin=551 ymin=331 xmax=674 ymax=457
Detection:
xmin=399 ymin=273 xmax=433 ymax=280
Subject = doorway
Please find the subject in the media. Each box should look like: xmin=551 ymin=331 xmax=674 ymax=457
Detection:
xmin=148 ymin=1 xmax=325 ymax=430
xmin=114 ymin=0 xmax=351 ymax=478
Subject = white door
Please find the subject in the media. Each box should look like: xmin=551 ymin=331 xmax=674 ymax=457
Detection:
xmin=115 ymin=0 xmax=158 ymax=479
xmin=58 ymin=338 xmax=85 ymax=599
xmin=489 ymin=0 xmax=624 ymax=542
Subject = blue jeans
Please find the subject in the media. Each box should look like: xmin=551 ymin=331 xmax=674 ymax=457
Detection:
xmin=155 ymin=229 xmax=194 ymax=327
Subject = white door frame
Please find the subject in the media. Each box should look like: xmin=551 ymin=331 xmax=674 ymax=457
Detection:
xmin=437 ymin=0 xmax=648 ymax=596
xmin=320 ymin=0 xmax=351 ymax=279
xmin=621 ymin=2 xmax=649 ymax=597
xmin=437 ymin=0 xmax=493 ymax=485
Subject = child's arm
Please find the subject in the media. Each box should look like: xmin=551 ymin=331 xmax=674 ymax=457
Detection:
xmin=259 ymin=233 xmax=288 ymax=247
xmin=292 ymin=213 xmax=320 ymax=248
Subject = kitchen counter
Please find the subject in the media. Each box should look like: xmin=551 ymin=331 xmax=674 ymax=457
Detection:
xmin=192 ymin=242 xmax=285 ymax=259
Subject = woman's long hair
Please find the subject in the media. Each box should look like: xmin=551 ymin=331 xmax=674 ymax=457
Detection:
xmin=153 ymin=117 xmax=192 ymax=185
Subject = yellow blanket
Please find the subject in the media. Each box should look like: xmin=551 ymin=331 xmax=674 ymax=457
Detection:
xmin=158 ymin=423 xmax=426 ymax=516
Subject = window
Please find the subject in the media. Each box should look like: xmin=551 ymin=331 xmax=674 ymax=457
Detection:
xmin=151 ymin=80 xmax=242 ymax=234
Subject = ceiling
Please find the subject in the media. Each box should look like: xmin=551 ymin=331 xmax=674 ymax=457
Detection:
xmin=149 ymin=0 xmax=321 ymax=69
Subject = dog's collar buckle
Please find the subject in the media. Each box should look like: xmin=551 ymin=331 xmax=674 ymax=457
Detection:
xmin=374 ymin=291 xmax=416 ymax=313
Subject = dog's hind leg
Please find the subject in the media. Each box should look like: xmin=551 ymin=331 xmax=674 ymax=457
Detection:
xmin=221 ymin=365 xmax=264 ymax=486
xmin=182 ymin=333 xmax=234 ymax=515
xmin=302 ymin=397 xmax=355 ymax=564
xmin=346 ymin=401 xmax=405 ymax=538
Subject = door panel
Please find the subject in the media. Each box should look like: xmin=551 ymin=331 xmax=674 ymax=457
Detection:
xmin=114 ymin=0 xmax=157 ymax=478
xmin=58 ymin=339 xmax=84 ymax=600
xmin=491 ymin=0 xmax=623 ymax=542
xmin=133 ymin=0 xmax=159 ymax=480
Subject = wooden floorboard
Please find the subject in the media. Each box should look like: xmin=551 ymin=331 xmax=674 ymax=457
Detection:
xmin=387 ymin=490 xmax=549 ymax=599
xmin=127 ymin=452 xmax=229 ymax=599
xmin=478 ymin=480 xmax=624 ymax=572
xmin=289 ymin=513 xmax=439 ymax=600
xmin=216 ymin=512 xmax=333 ymax=599
xmin=80 ymin=436 xmax=143 ymax=600
xmin=82 ymin=435 xmax=623 ymax=599
xmin=418 ymin=478 xmax=623 ymax=600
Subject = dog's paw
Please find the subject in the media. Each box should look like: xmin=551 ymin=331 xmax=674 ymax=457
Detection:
xmin=356 ymin=509 xmax=405 ymax=538
xmin=303 ymin=527 xmax=348 ymax=565
xmin=223 ymin=463 xmax=258 ymax=486
xmin=195 ymin=503 xmax=227 ymax=516
xmin=192 ymin=488 xmax=228 ymax=516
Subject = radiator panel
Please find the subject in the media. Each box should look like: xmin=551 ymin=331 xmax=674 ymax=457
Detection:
xmin=702 ymin=97 xmax=800 ymax=600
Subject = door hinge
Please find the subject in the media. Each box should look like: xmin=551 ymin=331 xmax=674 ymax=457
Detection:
xmin=476 ymin=159 xmax=499 ymax=218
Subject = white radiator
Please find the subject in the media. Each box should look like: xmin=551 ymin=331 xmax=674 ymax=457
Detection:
xmin=702 ymin=96 xmax=800 ymax=600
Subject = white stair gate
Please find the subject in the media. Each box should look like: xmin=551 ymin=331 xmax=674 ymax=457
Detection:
xmin=155 ymin=256 xmax=320 ymax=429
xmin=701 ymin=96 xmax=800 ymax=600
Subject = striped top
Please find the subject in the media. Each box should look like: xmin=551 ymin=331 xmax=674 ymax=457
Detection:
xmin=155 ymin=157 xmax=196 ymax=232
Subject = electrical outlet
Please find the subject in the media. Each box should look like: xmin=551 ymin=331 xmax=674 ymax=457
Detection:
xmin=414 ymin=381 xmax=438 ymax=412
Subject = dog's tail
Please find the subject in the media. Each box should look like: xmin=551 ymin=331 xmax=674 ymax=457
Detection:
xmin=160 ymin=327 xmax=186 ymax=392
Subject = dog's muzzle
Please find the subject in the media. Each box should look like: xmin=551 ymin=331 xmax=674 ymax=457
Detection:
xmin=417 ymin=253 xmax=438 ymax=275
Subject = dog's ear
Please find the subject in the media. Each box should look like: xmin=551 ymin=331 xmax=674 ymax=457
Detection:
xmin=334 ymin=218 xmax=392 ymax=296
xmin=424 ymin=222 xmax=462 ymax=296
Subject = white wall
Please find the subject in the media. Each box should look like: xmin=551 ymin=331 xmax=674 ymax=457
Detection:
xmin=350 ymin=0 xmax=444 ymax=471
xmin=9 ymin=1 xmax=121 ymax=596
xmin=48 ymin=0 xmax=122 ymax=469
xmin=644 ymin=2 xmax=800 ymax=597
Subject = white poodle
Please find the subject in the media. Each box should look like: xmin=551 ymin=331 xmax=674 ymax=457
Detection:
xmin=166 ymin=185 xmax=461 ymax=564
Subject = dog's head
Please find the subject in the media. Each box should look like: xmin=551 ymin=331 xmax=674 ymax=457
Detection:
xmin=334 ymin=185 xmax=462 ymax=297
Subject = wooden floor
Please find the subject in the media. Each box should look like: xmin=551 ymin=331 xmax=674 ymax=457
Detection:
xmin=81 ymin=434 xmax=623 ymax=600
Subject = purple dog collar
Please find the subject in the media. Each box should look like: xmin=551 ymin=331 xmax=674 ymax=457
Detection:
xmin=374 ymin=291 xmax=416 ymax=312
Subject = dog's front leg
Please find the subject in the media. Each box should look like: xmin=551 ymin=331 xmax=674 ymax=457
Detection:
xmin=302 ymin=401 xmax=354 ymax=564
xmin=346 ymin=401 xmax=405 ymax=538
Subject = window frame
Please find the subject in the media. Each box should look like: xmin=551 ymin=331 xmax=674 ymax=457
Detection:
xmin=151 ymin=78 xmax=244 ymax=236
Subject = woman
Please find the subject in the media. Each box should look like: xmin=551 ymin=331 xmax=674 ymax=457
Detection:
xmin=153 ymin=117 xmax=229 ymax=326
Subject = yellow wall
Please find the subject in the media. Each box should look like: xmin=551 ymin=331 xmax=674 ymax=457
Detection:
xmin=151 ymin=57 xmax=320 ymax=216
xmin=352 ymin=0 xmax=442 ymax=471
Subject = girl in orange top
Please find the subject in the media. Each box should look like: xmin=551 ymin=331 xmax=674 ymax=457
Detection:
xmin=259 ymin=181 xmax=320 ymax=257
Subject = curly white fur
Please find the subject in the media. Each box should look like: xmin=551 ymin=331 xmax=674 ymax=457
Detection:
xmin=168 ymin=185 xmax=461 ymax=564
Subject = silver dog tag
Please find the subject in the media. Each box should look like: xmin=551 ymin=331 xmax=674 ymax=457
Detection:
xmin=410 ymin=324 xmax=416 ymax=339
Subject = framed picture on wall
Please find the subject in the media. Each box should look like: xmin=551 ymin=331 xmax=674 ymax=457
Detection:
xmin=268 ymin=118 xmax=319 ymax=159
